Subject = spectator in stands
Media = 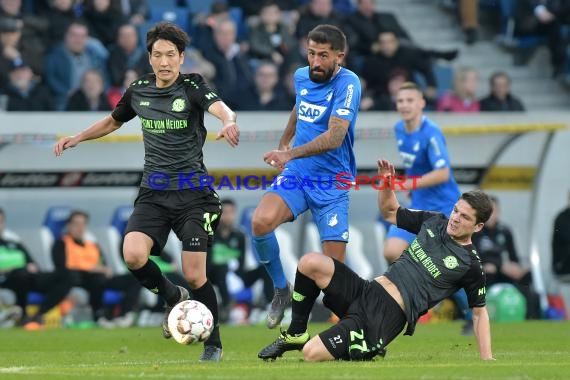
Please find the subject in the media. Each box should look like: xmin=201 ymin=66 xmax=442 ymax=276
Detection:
xmin=44 ymin=20 xmax=108 ymax=110
xmin=234 ymin=61 xmax=291 ymax=111
xmin=106 ymin=68 xmax=138 ymax=108
xmin=1 ymin=60 xmax=53 ymax=111
xmin=480 ymin=71 xmax=525 ymax=111
xmin=37 ymin=210 xmax=139 ymax=328
xmin=0 ymin=208 xmax=36 ymax=317
xmin=202 ymin=18 xmax=254 ymax=109
xmin=459 ymin=0 xmax=479 ymax=44
xmin=346 ymin=0 xmax=459 ymax=67
xmin=44 ymin=0 xmax=79 ymax=48
xmin=282 ymin=61 xmax=302 ymax=106
xmin=552 ymin=191 xmax=570 ymax=278
xmin=361 ymin=31 xmax=438 ymax=108
xmin=0 ymin=16 xmax=43 ymax=85
xmin=437 ymin=66 xmax=480 ymax=112
xmin=192 ymin=1 xmax=232 ymax=54
xmin=228 ymin=0 xmax=299 ymax=26
xmin=83 ymin=0 xmax=125 ymax=47
xmin=346 ymin=0 xmax=412 ymax=57
xmin=532 ymin=0 xmax=570 ymax=77
xmin=111 ymin=0 xmax=148 ymax=26
xmin=248 ymin=2 xmax=297 ymax=72
xmin=107 ymin=23 xmax=150 ymax=87
xmin=180 ymin=41 xmax=216 ymax=81
xmin=0 ymin=0 xmax=49 ymax=66
xmin=360 ymin=68 xmax=406 ymax=111
xmin=295 ymin=0 xmax=350 ymax=42
xmin=66 ymin=68 xmax=111 ymax=111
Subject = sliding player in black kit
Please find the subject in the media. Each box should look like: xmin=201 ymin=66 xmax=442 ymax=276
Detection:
xmin=258 ymin=159 xmax=495 ymax=362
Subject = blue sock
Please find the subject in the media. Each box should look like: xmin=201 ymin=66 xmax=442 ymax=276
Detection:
xmin=253 ymin=232 xmax=287 ymax=289
xmin=452 ymin=289 xmax=472 ymax=321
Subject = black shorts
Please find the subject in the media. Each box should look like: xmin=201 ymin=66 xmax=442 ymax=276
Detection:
xmin=319 ymin=260 xmax=406 ymax=360
xmin=125 ymin=187 xmax=221 ymax=255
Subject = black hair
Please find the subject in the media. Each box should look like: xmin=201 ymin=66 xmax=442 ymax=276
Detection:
xmin=460 ymin=190 xmax=493 ymax=224
xmin=67 ymin=210 xmax=89 ymax=224
xmin=146 ymin=22 xmax=190 ymax=54
xmin=307 ymin=24 xmax=346 ymax=52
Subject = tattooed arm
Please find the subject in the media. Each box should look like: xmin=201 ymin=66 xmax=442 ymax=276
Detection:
xmin=263 ymin=116 xmax=349 ymax=169
xmin=288 ymin=116 xmax=349 ymax=159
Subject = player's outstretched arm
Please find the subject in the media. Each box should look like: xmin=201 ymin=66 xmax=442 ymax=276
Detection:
xmin=289 ymin=115 xmax=348 ymax=158
xmin=377 ymin=159 xmax=400 ymax=225
xmin=472 ymin=306 xmax=494 ymax=360
xmin=208 ymin=100 xmax=239 ymax=147
xmin=263 ymin=116 xmax=349 ymax=170
xmin=53 ymin=115 xmax=123 ymax=156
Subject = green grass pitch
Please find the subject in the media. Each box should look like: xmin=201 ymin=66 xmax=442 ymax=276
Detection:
xmin=0 ymin=321 xmax=569 ymax=379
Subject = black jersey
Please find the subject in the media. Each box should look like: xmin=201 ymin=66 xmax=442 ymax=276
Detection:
xmin=112 ymin=73 xmax=220 ymax=190
xmin=384 ymin=207 xmax=487 ymax=336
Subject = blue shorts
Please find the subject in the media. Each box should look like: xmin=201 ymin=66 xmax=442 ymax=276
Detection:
xmin=268 ymin=171 xmax=349 ymax=242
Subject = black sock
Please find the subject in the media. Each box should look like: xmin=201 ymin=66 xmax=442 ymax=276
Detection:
xmin=128 ymin=259 xmax=180 ymax=306
xmin=192 ymin=281 xmax=222 ymax=348
xmin=287 ymin=270 xmax=321 ymax=335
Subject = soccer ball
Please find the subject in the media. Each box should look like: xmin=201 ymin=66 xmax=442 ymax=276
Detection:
xmin=167 ymin=300 xmax=214 ymax=345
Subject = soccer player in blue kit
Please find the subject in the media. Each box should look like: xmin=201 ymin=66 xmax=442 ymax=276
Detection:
xmin=250 ymin=24 xmax=361 ymax=329
xmin=383 ymin=82 xmax=473 ymax=334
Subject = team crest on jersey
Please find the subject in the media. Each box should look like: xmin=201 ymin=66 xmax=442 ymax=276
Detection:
xmin=172 ymin=98 xmax=185 ymax=112
xmin=443 ymin=255 xmax=459 ymax=269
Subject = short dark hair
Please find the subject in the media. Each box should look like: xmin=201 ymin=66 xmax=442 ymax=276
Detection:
xmin=307 ymin=24 xmax=346 ymax=52
xmin=460 ymin=190 xmax=493 ymax=224
xmin=490 ymin=71 xmax=510 ymax=86
xmin=67 ymin=210 xmax=89 ymax=224
xmin=146 ymin=22 xmax=190 ymax=54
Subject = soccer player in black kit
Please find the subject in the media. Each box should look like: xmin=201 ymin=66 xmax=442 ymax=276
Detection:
xmin=54 ymin=22 xmax=240 ymax=362
xmin=258 ymin=159 xmax=494 ymax=362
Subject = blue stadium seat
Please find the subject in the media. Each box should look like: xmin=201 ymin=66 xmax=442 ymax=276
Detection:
xmin=187 ymin=0 xmax=224 ymax=14
xmin=149 ymin=6 xmax=190 ymax=34
xmin=40 ymin=206 xmax=73 ymax=269
xmin=413 ymin=64 xmax=454 ymax=99
xmin=105 ymin=206 xmax=134 ymax=275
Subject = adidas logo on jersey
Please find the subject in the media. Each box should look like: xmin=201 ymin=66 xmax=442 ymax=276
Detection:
xmin=298 ymin=100 xmax=327 ymax=123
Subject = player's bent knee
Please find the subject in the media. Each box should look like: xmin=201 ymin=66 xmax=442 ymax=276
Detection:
xmin=182 ymin=267 xmax=206 ymax=289
xmin=302 ymin=337 xmax=333 ymax=362
xmin=251 ymin=212 xmax=275 ymax=236
xmin=298 ymin=252 xmax=324 ymax=273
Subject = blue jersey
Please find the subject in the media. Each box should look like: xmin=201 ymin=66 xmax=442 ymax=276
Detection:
xmin=394 ymin=116 xmax=460 ymax=215
xmin=286 ymin=66 xmax=361 ymax=181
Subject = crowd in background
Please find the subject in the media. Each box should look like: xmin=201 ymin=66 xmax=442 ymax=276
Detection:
xmin=2 ymin=0 xmax=568 ymax=113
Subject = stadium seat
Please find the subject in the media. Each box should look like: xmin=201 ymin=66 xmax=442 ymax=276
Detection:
xmin=186 ymin=0 xmax=223 ymax=14
xmin=149 ymin=6 xmax=190 ymax=34
xmin=40 ymin=206 xmax=73 ymax=271
xmin=105 ymin=205 xmax=134 ymax=275
xmin=346 ymin=225 xmax=373 ymax=280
